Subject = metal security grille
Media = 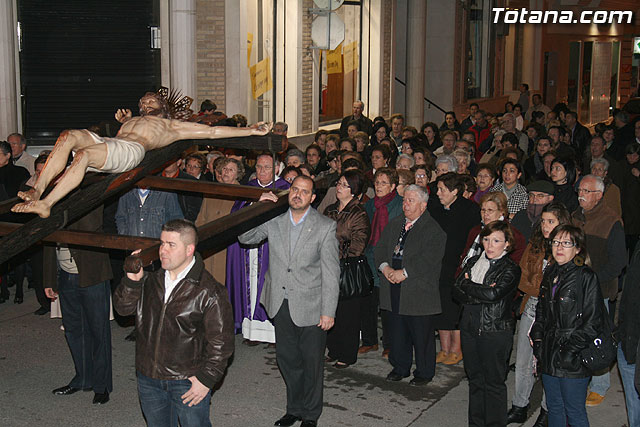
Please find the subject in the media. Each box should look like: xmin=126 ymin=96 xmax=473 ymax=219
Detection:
xmin=18 ymin=0 xmax=160 ymax=143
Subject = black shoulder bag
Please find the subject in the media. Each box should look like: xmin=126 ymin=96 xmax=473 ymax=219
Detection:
xmin=339 ymin=241 xmax=373 ymax=299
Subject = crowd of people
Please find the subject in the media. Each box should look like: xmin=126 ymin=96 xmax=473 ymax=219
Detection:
xmin=2 ymin=91 xmax=640 ymax=426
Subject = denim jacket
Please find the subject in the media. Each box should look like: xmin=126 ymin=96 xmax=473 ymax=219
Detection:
xmin=115 ymin=189 xmax=184 ymax=238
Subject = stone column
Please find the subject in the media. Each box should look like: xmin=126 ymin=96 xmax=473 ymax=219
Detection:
xmin=0 ymin=0 xmax=19 ymax=136
xmin=405 ymin=0 xmax=426 ymax=128
xmin=170 ymin=0 xmax=197 ymax=98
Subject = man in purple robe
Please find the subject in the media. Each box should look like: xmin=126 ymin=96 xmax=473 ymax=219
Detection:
xmin=226 ymin=153 xmax=290 ymax=344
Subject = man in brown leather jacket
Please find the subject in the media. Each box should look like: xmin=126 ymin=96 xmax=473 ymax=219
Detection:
xmin=114 ymin=219 xmax=234 ymax=427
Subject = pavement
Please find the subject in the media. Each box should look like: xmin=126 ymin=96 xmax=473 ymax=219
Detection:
xmin=0 ymin=287 xmax=632 ymax=426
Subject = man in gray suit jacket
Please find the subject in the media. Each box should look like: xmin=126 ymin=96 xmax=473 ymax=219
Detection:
xmin=239 ymin=175 xmax=339 ymax=427
xmin=375 ymin=185 xmax=446 ymax=386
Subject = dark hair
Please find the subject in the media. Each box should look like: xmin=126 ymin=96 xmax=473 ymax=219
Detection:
xmin=184 ymin=152 xmax=206 ymax=170
xmin=502 ymin=132 xmax=519 ymax=148
xmin=420 ymin=122 xmax=440 ymax=138
xmin=347 ymin=121 xmax=361 ymax=131
xmin=341 ymin=170 xmax=365 ymax=197
xmin=292 ymin=174 xmax=316 ymax=194
xmin=371 ymin=144 xmax=391 ymax=160
xmin=0 ymin=141 xmax=11 ymax=157
xmin=505 ymin=101 xmax=514 ymax=111
xmin=200 ymin=99 xmax=216 ymax=112
xmin=521 ymin=83 xmax=529 ymax=91
xmin=529 ymin=201 xmax=572 ymax=255
xmin=341 ymin=158 xmax=363 ymax=171
xmin=281 ymin=165 xmax=302 ymax=179
xmin=139 ymin=92 xmax=170 ymax=119
xmin=305 ymin=143 xmax=321 ymax=156
xmin=499 ymin=157 xmax=523 ymax=176
xmin=476 ymin=163 xmax=497 ymax=180
xmin=162 ymin=219 xmax=198 ymax=246
xmin=375 ymin=167 xmax=399 ymax=187
xmin=340 ymin=138 xmax=356 ymax=151
xmin=470 ymin=102 xmax=479 ymax=109
xmin=436 ymin=172 xmax=465 ymax=196
xmin=532 ymin=93 xmax=542 ymax=101
xmin=459 ymin=174 xmax=477 ymax=195
xmin=314 ymin=130 xmax=328 ymax=142
xmin=551 ymin=156 xmax=577 ymax=185
xmin=479 ymin=220 xmax=515 ymax=254
xmin=531 ymin=111 xmax=546 ymax=122
xmin=514 ymin=103 xmax=523 ymax=112
xmin=326 ymin=150 xmax=340 ymax=163
xmin=549 ymin=224 xmax=587 ymax=260
xmin=565 ymin=111 xmax=578 ymax=121
xmin=371 ymin=122 xmax=389 ymax=142
xmin=34 ymin=153 xmax=49 ymax=167
xmin=625 ymin=143 xmax=640 ymax=155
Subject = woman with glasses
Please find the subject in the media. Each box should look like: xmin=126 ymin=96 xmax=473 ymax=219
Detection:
xmin=508 ymin=202 xmax=572 ymax=426
xmin=453 ymin=221 xmax=521 ymax=427
xmin=361 ymin=168 xmax=403 ymax=358
xmin=324 ymin=170 xmax=371 ymax=368
xmin=530 ymin=225 xmax=606 ymax=427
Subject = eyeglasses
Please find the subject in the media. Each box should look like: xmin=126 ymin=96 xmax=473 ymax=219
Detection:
xmin=336 ymin=181 xmax=350 ymax=188
xmin=482 ymin=237 xmax=506 ymax=245
xmin=415 ymin=174 xmax=427 ymax=179
xmin=480 ymin=208 xmax=498 ymax=214
xmin=577 ymin=188 xmax=602 ymax=194
xmin=551 ymin=240 xmax=576 ymax=248
xmin=375 ymin=181 xmax=390 ymax=186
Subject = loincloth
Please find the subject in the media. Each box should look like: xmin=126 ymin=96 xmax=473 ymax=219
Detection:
xmin=85 ymin=132 xmax=146 ymax=173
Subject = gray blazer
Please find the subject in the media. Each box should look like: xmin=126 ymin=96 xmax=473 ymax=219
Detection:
xmin=239 ymin=207 xmax=340 ymax=327
xmin=374 ymin=212 xmax=446 ymax=316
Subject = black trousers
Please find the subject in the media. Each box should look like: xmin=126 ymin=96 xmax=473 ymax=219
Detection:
xmin=273 ymin=300 xmax=326 ymax=422
xmin=460 ymin=328 xmax=512 ymax=427
xmin=388 ymin=311 xmax=436 ymax=380
xmin=360 ymin=287 xmax=379 ymax=346
xmin=327 ymin=296 xmax=361 ymax=365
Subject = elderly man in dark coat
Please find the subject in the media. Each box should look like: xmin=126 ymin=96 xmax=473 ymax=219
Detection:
xmin=375 ymin=184 xmax=446 ymax=386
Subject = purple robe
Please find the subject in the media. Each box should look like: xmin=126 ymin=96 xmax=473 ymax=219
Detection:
xmin=225 ymin=178 xmax=290 ymax=333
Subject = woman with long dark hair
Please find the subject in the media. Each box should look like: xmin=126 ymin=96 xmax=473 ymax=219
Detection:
xmin=453 ymin=221 xmax=521 ymax=426
xmin=420 ymin=122 xmax=442 ymax=153
xmin=324 ymin=170 xmax=371 ymax=368
xmin=550 ymin=157 xmax=579 ymax=213
xmin=439 ymin=111 xmax=461 ymax=134
xmin=507 ymin=202 xmax=572 ymax=426
xmin=530 ymin=225 xmax=606 ymax=427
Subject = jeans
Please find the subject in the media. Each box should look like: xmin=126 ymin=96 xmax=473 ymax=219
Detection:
xmin=513 ymin=297 xmax=547 ymax=409
xmin=58 ymin=272 xmax=112 ymax=393
xmin=137 ymin=372 xmax=212 ymax=427
xmin=618 ymin=344 xmax=640 ymax=427
xmin=542 ymin=374 xmax=590 ymax=427
xmin=589 ymin=298 xmax=610 ymax=396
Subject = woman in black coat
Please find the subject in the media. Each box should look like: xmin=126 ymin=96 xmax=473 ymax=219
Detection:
xmin=428 ymin=172 xmax=481 ymax=365
xmin=453 ymin=220 xmax=521 ymax=427
xmin=550 ymin=157 xmax=579 ymax=213
xmin=530 ymin=225 xmax=605 ymax=427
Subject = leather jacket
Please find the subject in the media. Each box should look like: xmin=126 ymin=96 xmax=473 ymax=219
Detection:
xmin=453 ymin=254 xmax=521 ymax=334
xmin=324 ymin=198 xmax=371 ymax=259
xmin=113 ymin=253 xmax=234 ymax=389
xmin=529 ymin=260 xmax=605 ymax=378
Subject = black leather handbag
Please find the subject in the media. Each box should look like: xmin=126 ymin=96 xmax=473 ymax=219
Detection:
xmin=339 ymin=253 xmax=374 ymax=299
xmin=576 ymin=282 xmax=617 ymax=373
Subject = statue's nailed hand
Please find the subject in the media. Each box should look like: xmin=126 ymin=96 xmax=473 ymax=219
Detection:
xmin=115 ymin=108 xmax=133 ymax=124
xmin=250 ymin=122 xmax=272 ymax=136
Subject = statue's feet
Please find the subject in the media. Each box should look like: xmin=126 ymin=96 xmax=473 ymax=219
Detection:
xmin=17 ymin=188 xmax=42 ymax=202
xmin=11 ymin=201 xmax=51 ymax=218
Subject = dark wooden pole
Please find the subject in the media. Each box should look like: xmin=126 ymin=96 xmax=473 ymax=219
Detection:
xmin=0 ymin=134 xmax=283 ymax=264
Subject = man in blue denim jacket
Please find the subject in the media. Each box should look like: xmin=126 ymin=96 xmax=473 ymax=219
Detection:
xmin=115 ymin=188 xmax=184 ymax=238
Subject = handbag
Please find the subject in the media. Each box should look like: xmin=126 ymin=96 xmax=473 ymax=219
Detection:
xmin=574 ymin=271 xmax=617 ymax=373
xmin=339 ymin=256 xmax=374 ymax=299
xmin=339 ymin=241 xmax=373 ymax=299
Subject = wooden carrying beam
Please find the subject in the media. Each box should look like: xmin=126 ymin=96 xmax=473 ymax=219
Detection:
xmin=132 ymin=190 xmax=290 ymax=267
xmin=0 ymin=222 xmax=158 ymax=250
xmin=0 ymin=134 xmax=283 ymax=264
xmin=136 ymin=176 xmax=273 ymax=200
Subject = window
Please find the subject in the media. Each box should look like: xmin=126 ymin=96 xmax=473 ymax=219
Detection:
xmin=465 ymin=0 xmax=495 ymax=100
